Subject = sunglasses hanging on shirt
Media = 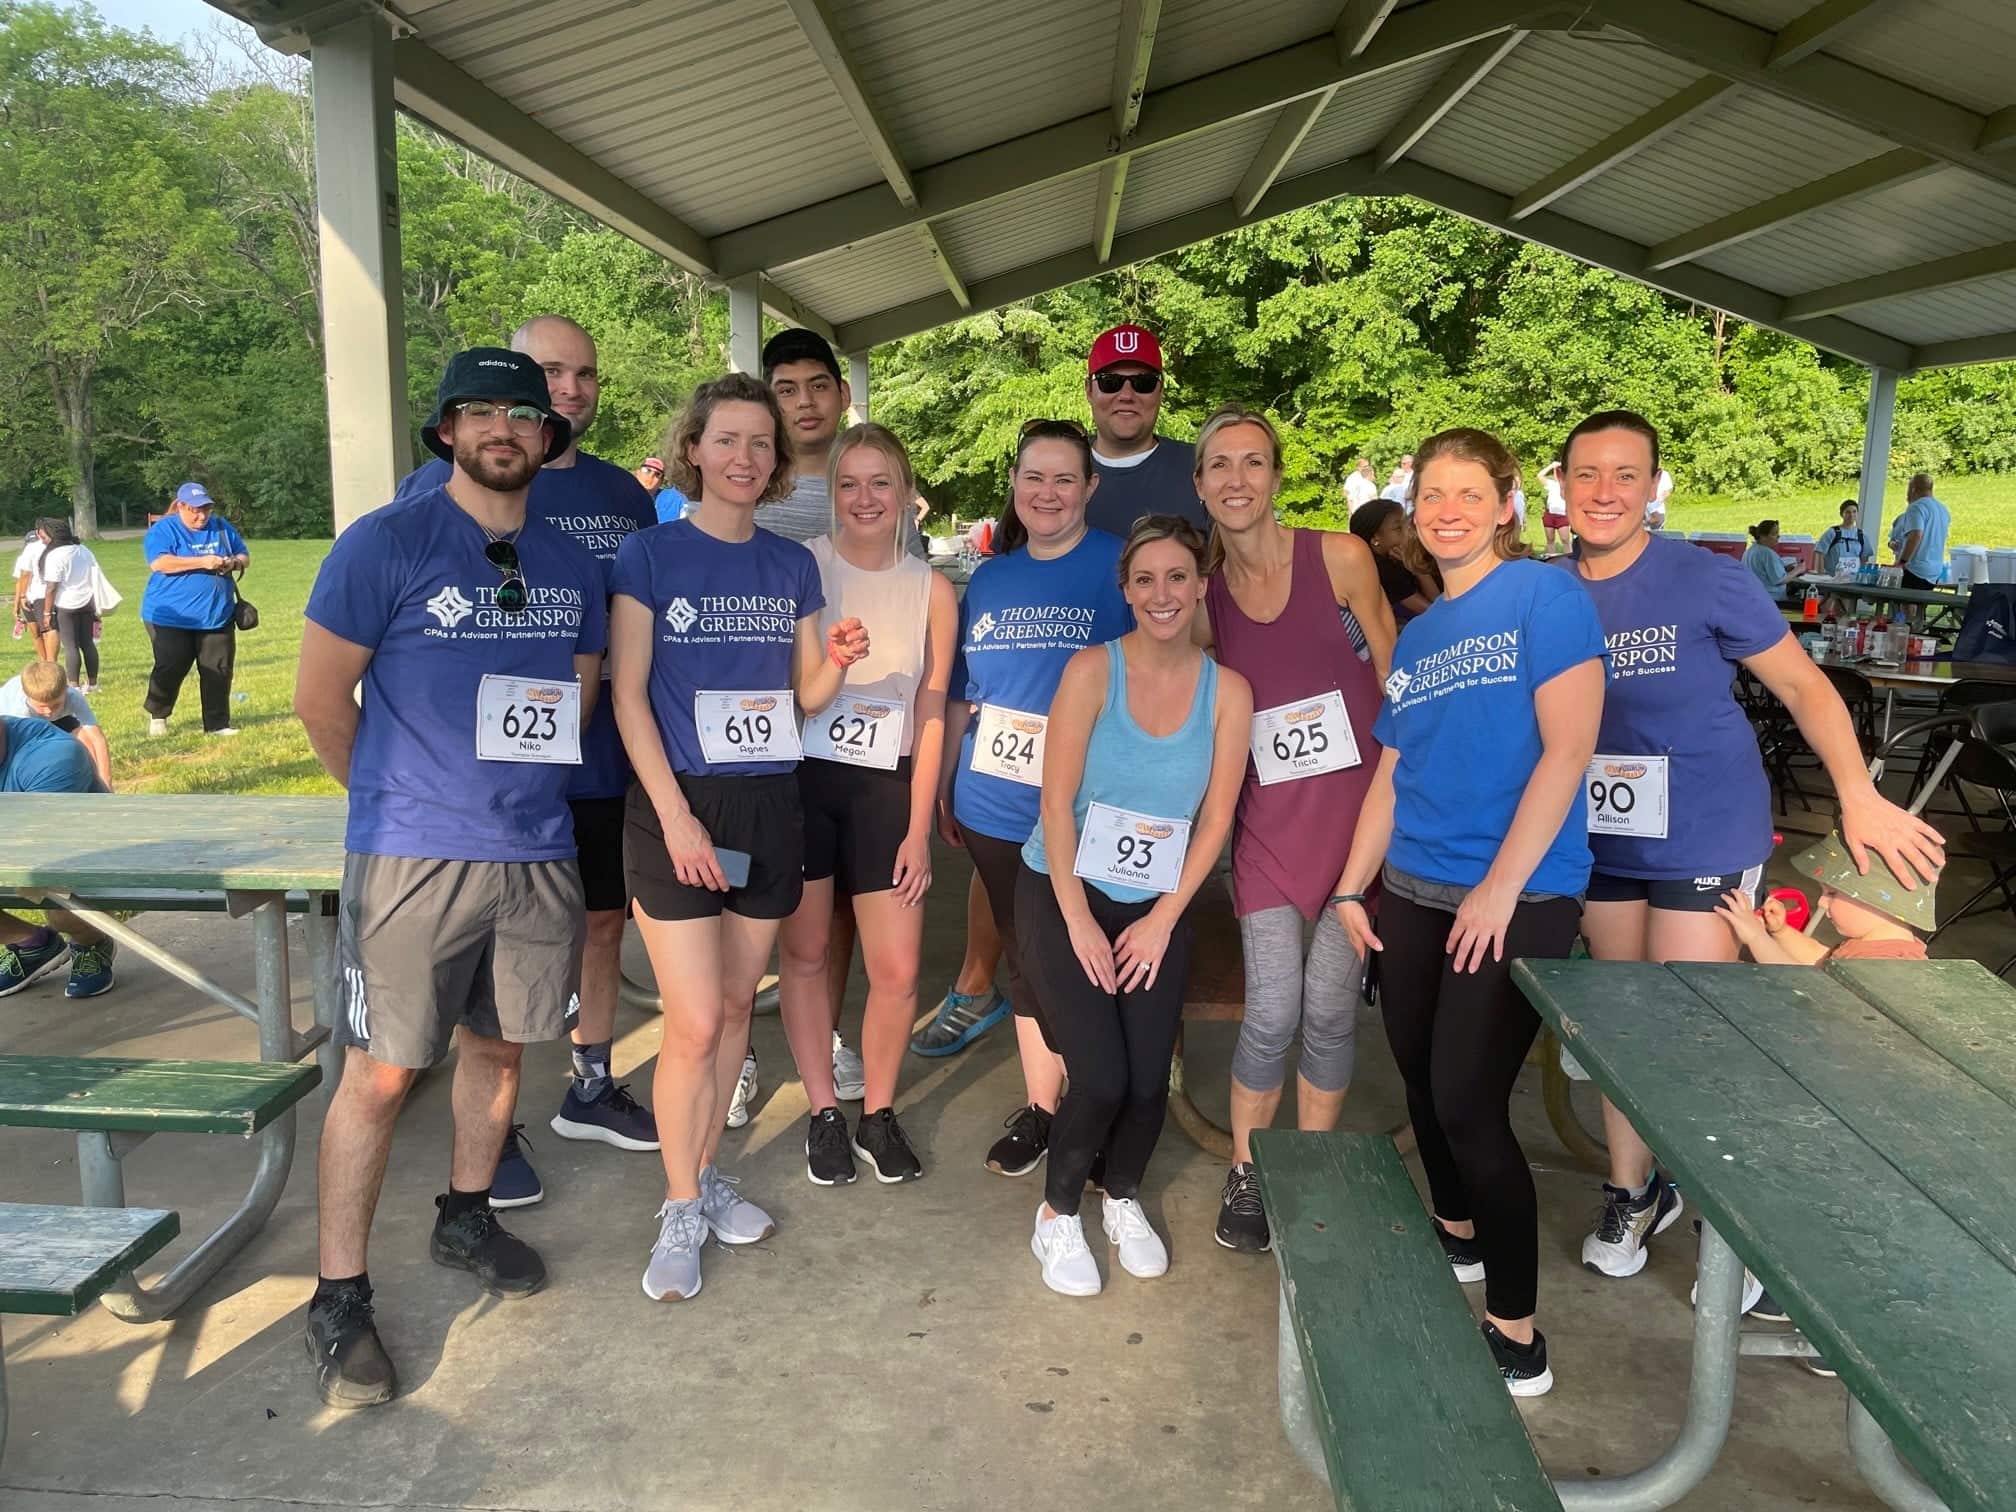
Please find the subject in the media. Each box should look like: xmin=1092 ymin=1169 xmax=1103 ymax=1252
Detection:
xmin=484 ymin=539 xmax=528 ymax=613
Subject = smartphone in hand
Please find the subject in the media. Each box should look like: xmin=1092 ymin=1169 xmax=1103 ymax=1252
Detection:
xmin=713 ymin=847 xmax=752 ymax=889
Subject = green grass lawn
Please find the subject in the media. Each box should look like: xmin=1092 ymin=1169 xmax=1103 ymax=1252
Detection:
xmin=1661 ymin=473 xmax=2016 ymax=545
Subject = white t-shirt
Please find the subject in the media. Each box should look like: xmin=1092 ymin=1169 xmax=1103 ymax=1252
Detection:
xmin=1344 ymin=472 xmax=1379 ymax=508
xmin=11 ymin=541 xmax=46 ymax=603
xmin=1647 ymin=469 xmax=1673 ymax=520
xmin=39 ymin=543 xmax=98 ymax=610
xmin=1380 ymin=470 xmax=1413 ymax=504
xmin=0 ymin=674 xmax=95 ymax=726
xmin=1542 ymin=475 xmax=1567 ymax=515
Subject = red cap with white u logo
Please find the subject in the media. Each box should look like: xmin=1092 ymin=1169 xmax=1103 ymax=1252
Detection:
xmin=1088 ymin=323 xmax=1163 ymax=374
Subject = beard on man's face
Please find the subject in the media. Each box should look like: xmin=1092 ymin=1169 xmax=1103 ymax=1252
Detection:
xmin=451 ymin=430 xmax=542 ymax=491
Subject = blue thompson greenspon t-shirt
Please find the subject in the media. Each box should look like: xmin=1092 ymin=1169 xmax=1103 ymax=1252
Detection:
xmin=140 ymin=514 xmax=249 ymax=630
xmin=0 ymin=713 xmax=100 ymax=793
xmin=395 ymin=453 xmax=654 ymax=802
xmin=609 ymin=518 xmax=824 ymax=777
xmin=304 ymin=488 xmax=608 ymax=861
xmin=1372 ymin=558 xmax=1606 ymax=895
xmin=1563 ymin=534 xmax=1787 ymax=880
xmin=951 ymin=529 xmax=1132 ymax=843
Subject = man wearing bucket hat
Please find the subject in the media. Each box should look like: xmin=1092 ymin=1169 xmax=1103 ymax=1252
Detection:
xmin=294 ymin=347 xmax=607 ymax=1409
xmin=1715 ymin=831 xmax=1938 ymax=965
xmin=1082 ymin=324 xmax=1204 ymax=537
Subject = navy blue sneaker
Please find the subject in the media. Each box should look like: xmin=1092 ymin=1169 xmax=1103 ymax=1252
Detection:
xmin=550 ymin=1081 xmax=659 ymax=1151
xmin=0 ymin=933 xmax=70 ymax=998
xmin=910 ymin=984 xmax=1010 ymax=1057
xmin=490 ymin=1124 xmax=543 ymax=1209
xmin=65 ymin=939 xmax=116 ymax=999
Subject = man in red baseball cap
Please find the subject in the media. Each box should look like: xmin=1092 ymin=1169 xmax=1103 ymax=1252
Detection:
xmin=1082 ymin=323 xmax=1204 ymax=537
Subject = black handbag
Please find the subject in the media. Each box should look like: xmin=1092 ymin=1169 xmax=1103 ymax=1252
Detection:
xmin=229 ymin=568 xmax=258 ymax=632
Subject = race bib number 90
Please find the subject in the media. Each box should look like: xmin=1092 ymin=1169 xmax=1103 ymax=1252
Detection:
xmin=696 ymin=690 xmax=802 ymax=766
xmin=476 ymin=675 xmax=582 ymax=765
xmin=971 ymin=703 xmax=1047 ymax=787
xmin=803 ymin=695 xmax=905 ymax=771
xmin=1249 ymin=690 xmax=1361 ymax=786
xmin=1072 ymin=801 xmax=1190 ymax=895
xmin=1586 ymin=755 xmax=1669 ymax=840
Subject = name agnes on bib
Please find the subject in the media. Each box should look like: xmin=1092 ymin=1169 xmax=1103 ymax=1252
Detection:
xmin=1383 ymin=630 xmax=1521 ymax=707
xmin=968 ymin=604 xmax=1096 ymax=649
xmin=1604 ymin=624 xmax=1679 ymax=680
xmin=662 ymin=594 xmax=797 ymax=642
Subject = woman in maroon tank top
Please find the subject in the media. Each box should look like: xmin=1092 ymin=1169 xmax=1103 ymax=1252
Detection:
xmin=1193 ymin=406 xmax=1395 ymax=1253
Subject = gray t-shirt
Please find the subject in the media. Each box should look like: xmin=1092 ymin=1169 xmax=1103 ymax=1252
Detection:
xmin=1088 ymin=437 xmax=1204 ymax=538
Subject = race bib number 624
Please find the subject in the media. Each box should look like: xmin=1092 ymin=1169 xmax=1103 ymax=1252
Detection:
xmin=971 ymin=703 xmax=1047 ymax=787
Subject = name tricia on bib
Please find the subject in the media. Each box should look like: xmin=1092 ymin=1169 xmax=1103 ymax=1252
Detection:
xmin=1586 ymin=754 xmax=1669 ymax=840
xmin=971 ymin=703 xmax=1047 ymax=787
xmin=803 ymin=695 xmax=905 ymax=771
xmin=696 ymin=689 xmax=802 ymax=765
xmin=1073 ymin=801 xmax=1190 ymax=895
xmin=1249 ymin=690 xmax=1361 ymax=786
xmin=476 ymin=675 xmax=583 ymax=765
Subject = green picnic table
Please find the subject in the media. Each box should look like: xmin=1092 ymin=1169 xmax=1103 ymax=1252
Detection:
xmin=0 ymin=794 xmax=346 ymax=1321
xmin=1516 ymin=956 xmax=2016 ymax=1512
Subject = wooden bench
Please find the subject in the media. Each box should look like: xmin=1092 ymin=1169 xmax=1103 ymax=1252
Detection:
xmin=1251 ymin=1129 xmax=1563 ymax=1511
xmin=0 ymin=1201 xmax=179 ymax=1464
xmin=0 ymin=1055 xmax=319 ymax=1323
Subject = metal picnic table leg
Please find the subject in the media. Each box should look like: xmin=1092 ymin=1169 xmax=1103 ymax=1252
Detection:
xmin=80 ymin=899 xmax=302 ymax=1323
xmin=1554 ymin=1219 xmax=1745 ymax=1509
xmin=1846 ymin=1395 xmax=1948 ymax=1512
xmin=1275 ymin=1281 xmax=1331 ymax=1490
xmin=302 ymin=891 xmax=342 ymax=1100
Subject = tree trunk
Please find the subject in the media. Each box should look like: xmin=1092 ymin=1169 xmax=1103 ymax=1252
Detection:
xmin=49 ymin=367 xmax=100 ymax=539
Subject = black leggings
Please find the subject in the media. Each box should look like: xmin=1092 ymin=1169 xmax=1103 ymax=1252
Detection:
xmin=963 ymin=828 xmax=1042 ymax=1037
xmin=54 ymin=605 xmax=97 ymax=684
xmin=143 ymin=621 xmax=236 ymax=731
xmin=1377 ymin=886 xmax=1580 ymax=1321
xmin=1016 ymin=863 xmax=1191 ymax=1217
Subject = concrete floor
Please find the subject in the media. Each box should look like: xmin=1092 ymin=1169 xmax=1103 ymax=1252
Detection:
xmin=5 ymin=819 xmax=1999 ymax=1512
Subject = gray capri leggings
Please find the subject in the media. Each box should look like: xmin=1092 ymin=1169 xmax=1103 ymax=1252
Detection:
xmin=1229 ymin=904 xmax=1362 ymax=1094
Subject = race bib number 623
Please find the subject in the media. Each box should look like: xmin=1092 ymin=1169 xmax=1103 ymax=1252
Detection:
xmin=476 ymin=675 xmax=582 ymax=765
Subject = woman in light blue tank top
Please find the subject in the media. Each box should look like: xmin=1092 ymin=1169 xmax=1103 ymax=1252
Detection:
xmin=1012 ymin=516 xmax=1253 ymax=1297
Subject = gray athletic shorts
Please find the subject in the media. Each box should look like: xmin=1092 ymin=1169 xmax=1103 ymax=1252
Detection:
xmin=334 ymin=853 xmax=586 ymax=1070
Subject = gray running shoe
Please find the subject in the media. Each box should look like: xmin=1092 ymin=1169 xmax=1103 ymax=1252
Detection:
xmin=909 ymin=984 xmax=1009 ymax=1057
xmin=642 ymin=1198 xmax=707 ymax=1302
xmin=700 ymin=1164 xmax=776 ymax=1245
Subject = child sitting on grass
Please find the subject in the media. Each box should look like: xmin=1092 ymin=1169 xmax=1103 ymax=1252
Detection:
xmin=1715 ymin=831 xmax=1937 ymax=964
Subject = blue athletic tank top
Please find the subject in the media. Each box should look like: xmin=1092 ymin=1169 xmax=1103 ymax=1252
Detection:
xmin=1022 ymin=639 xmax=1220 ymax=903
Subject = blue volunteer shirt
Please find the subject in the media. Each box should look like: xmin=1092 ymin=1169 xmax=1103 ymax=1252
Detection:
xmin=0 ymin=713 xmax=99 ymax=793
xmin=1889 ymin=495 xmax=1950 ymax=581
xmin=1565 ymin=535 xmax=1786 ymax=880
xmin=1372 ymin=558 xmax=1606 ymax=896
xmin=655 ymin=487 xmax=691 ymax=523
xmin=610 ymin=517 xmax=823 ymax=777
xmin=951 ymin=529 xmax=1131 ymax=843
xmin=140 ymin=514 xmax=249 ymax=630
xmin=304 ymin=488 xmax=607 ymax=861
xmin=396 ymin=454 xmax=654 ymax=801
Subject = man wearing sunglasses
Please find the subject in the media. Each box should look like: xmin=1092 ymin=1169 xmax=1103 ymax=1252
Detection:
xmin=296 ymin=347 xmax=609 ymax=1410
xmin=394 ymin=316 xmax=660 ymax=1205
xmin=1082 ymin=323 xmax=1204 ymax=538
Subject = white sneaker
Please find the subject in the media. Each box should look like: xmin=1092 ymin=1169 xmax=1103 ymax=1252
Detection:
xmin=147 ymin=717 xmax=168 ymax=737
xmin=831 ymin=1032 xmax=865 ymax=1102
xmin=1692 ymin=1268 xmax=1766 ymax=1317
xmin=725 ymin=1050 xmax=757 ymax=1129
xmin=1581 ymin=1176 xmax=1684 ymax=1278
xmin=1030 ymin=1205 xmax=1101 ymax=1296
xmin=206 ymin=726 xmax=241 ymax=737
xmin=1101 ymin=1195 xmax=1168 ymax=1278
xmin=641 ymin=1197 xmax=707 ymax=1301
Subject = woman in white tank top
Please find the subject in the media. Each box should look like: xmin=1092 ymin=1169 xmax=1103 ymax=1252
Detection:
xmin=779 ymin=424 xmax=960 ymax=1186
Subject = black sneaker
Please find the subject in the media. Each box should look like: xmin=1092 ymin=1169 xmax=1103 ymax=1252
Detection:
xmin=1752 ymin=1288 xmax=1790 ymax=1324
xmin=429 ymin=1195 xmax=547 ymax=1297
xmin=853 ymin=1107 xmax=924 ymax=1183
xmin=1434 ymin=1216 xmax=1485 ymax=1284
xmin=1482 ymin=1319 xmax=1553 ymax=1397
xmin=985 ymin=1103 xmax=1050 ymax=1176
xmin=1214 ymin=1162 xmax=1271 ymax=1252
xmin=806 ymin=1107 xmax=857 ymax=1186
xmin=304 ymin=1283 xmax=397 ymax=1409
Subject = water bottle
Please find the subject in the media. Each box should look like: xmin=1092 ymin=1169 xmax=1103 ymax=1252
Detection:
xmin=9 ymin=618 xmax=21 ymax=641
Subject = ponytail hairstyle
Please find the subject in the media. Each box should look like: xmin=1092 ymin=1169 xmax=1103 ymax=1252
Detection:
xmin=1118 ymin=513 xmax=1208 ymax=587
xmin=1561 ymin=408 xmax=1661 ymax=475
xmin=1399 ymin=427 xmax=1529 ymax=578
xmin=1749 ymin=519 xmax=1779 ymax=542
xmin=827 ymin=422 xmax=918 ymax=567
xmin=1191 ymin=404 xmax=1284 ymax=575
xmin=995 ymin=418 xmax=1094 ymax=556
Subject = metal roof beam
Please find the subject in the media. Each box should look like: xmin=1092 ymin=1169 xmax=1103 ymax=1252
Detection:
xmin=757 ymin=279 xmax=837 ymax=343
xmin=1645 ymin=148 xmax=1937 ymax=270
xmin=1982 ymin=107 xmax=2016 ymax=153
xmin=1766 ymin=0 xmax=1895 ymax=70
xmin=712 ymin=0 xmax=1543 ymax=277
xmin=781 ymin=0 xmax=918 ymax=208
xmin=388 ymin=38 xmax=717 ymax=277
xmin=1509 ymin=76 xmax=1735 ymax=220
xmin=1783 ymin=240 xmax=2016 ymax=321
xmin=1234 ymin=88 xmax=1336 ymax=215
xmin=1335 ymin=0 xmax=1402 ymax=58
xmin=1579 ymin=0 xmax=2016 ymax=194
xmin=1373 ymin=30 xmax=1526 ymax=170
xmin=918 ymin=225 xmax=972 ymax=308
xmin=1092 ymin=0 xmax=1163 ymax=263
xmin=1909 ymin=330 xmax=2016 ymax=370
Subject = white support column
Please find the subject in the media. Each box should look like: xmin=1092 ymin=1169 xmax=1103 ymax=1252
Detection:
xmin=309 ymin=13 xmax=411 ymax=536
xmin=848 ymin=352 xmax=870 ymax=423
xmin=1858 ymin=365 xmax=1898 ymax=549
xmin=728 ymin=274 xmax=763 ymax=375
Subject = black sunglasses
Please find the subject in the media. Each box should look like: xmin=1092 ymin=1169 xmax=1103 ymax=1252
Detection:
xmin=1093 ymin=370 xmax=1162 ymax=395
xmin=483 ymin=540 xmax=528 ymax=613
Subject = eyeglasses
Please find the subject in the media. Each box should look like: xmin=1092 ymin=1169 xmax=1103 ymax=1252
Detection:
xmin=1093 ymin=370 xmax=1162 ymax=395
xmin=456 ymin=400 xmax=548 ymax=437
xmin=484 ymin=540 xmax=528 ymax=613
